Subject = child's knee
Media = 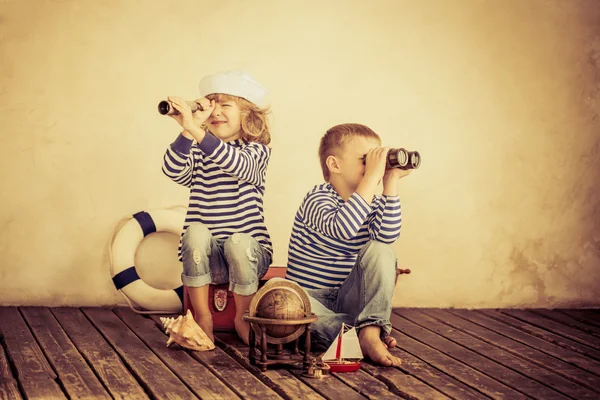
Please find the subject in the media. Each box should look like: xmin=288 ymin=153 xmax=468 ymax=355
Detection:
xmin=181 ymin=224 xmax=212 ymax=277
xmin=362 ymin=241 xmax=396 ymax=261
xmin=358 ymin=241 xmax=397 ymax=276
xmin=224 ymin=233 xmax=264 ymax=284
xmin=223 ymin=233 xmax=258 ymax=264
xmin=182 ymin=223 xmax=211 ymax=250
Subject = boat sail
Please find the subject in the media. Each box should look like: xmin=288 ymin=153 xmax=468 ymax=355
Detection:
xmin=322 ymin=323 xmax=363 ymax=372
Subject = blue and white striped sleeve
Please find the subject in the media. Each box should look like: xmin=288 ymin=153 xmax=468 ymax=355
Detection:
xmin=368 ymin=195 xmax=402 ymax=243
xmin=162 ymin=134 xmax=194 ymax=188
xmin=302 ymin=190 xmax=372 ymax=241
xmin=197 ymin=133 xmax=270 ymax=186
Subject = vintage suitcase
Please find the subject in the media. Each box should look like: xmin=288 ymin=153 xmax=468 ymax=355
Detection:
xmin=183 ymin=266 xmax=287 ymax=331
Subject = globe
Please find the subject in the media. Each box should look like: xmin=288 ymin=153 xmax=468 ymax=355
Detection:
xmin=255 ymin=286 xmax=306 ymax=338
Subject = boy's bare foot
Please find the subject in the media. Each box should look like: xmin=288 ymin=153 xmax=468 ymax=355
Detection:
xmin=235 ymin=317 xmax=252 ymax=345
xmin=196 ymin=314 xmax=214 ymax=343
xmin=383 ymin=336 xmax=397 ymax=348
xmin=359 ymin=326 xmax=402 ymax=367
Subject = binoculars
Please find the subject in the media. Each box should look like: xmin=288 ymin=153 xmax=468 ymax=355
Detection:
xmin=363 ymin=148 xmax=421 ymax=170
xmin=158 ymin=100 xmax=204 ymax=116
xmin=386 ymin=148 xmax=421 ymax=170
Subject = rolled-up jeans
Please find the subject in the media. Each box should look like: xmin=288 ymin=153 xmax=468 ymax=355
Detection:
xmin=180 ymin=223 xmax=271 ymax=296
xmin=306 ymin=240 xmax=398 ymax=347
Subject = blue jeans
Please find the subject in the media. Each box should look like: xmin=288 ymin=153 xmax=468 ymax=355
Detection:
xmin=306 ymin=241 xmax=398 ymax=347
xmin=180 ymin=223 xmax=271 ymax=296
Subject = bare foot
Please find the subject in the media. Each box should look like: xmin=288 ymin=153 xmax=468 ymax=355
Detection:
xmin=359 ymin=326 xmax=402 ymax=367
xmin=383 ymin=336 xmax=397 ymax=349
xmin=234 ymin=317 xmax=252 ymax=345
xmin=196 ymin=314 xmax=214 ymax=343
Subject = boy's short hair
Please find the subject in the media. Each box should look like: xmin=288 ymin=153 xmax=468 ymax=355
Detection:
xmin=204 ymin=93 xmax=271 ymax=146
xmin=318 ymin=123 xmax=381 ymax=181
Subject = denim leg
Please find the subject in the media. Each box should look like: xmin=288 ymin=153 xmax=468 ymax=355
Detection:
xmin=180 ymin=223 xmax=228 ymax=287
xmin=223 ymin=233 xmax=271 ymax=295
xmin=306 ymin=288 xmax=354 ymax=347
xmin=336 ymin=241 xmax=398 ymax=339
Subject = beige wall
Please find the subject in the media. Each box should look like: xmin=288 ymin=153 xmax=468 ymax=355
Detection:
xmin=1 ymin=0 xmax=598 ymax=308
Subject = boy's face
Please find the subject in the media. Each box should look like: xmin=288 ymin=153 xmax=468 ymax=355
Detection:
xmin=205 ymin=99 xmax=243 ymax=142
xmin=334 ymin=136 xmax=381 ymax=192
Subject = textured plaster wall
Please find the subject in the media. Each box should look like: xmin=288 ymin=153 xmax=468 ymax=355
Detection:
xmin=0 ymin=0 xmax=598 ymax=308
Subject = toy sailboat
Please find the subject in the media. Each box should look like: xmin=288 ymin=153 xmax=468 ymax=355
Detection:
xmin=322 ymin=323 xmax=363 ymax=372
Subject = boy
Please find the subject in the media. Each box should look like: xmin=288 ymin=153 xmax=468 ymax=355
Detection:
xmin=286 ymin=123 xmax=411 ymax=367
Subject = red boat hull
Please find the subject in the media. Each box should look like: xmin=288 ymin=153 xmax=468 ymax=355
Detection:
xmin=325 ymin=361 xmax=361 ymax=373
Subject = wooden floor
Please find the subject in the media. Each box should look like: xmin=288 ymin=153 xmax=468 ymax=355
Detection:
xmin=1 ymin=308 xmax=600 ymax=400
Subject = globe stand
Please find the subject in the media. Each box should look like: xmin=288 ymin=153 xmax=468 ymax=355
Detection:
xmin=243 ymin=314 xmax=317 ymax=372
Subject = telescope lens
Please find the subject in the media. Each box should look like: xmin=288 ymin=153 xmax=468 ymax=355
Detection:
xmin=158 ymin=101 xmax=171 ymax=115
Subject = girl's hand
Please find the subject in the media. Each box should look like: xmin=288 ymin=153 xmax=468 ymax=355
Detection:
xmin=167 ymin=96 xmax=216 ymax=137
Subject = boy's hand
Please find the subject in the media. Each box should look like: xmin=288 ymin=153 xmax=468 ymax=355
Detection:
xmin=383 ymin=168 xmax=412 ymax=181
xmin=356 ymin=147 xmax=388 ymax=205
xmin=167 ymin=96 xmax=216 ymax=139
xmin=382 ymin=167 xmax=412 ymax=196
xmin=363 ymin=147 xmax=389 ymax=184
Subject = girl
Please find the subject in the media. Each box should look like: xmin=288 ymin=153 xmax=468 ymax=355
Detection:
xmin=162 ymin=70 xmax=272 ymax=345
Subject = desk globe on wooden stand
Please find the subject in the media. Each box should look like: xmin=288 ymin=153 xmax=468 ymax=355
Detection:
xmin=243 ymin=278 xmax=317 ymax=372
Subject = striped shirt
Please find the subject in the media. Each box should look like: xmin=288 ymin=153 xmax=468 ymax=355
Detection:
xmin=162 ymin=132 xmax=272 ymax=260
xmin=285 ymin=183 xmax=401 ymax=289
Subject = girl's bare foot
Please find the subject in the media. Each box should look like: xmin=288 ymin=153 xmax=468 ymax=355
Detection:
xmin=235 ymin=317 xmax=252 ymax=345
xmin=359 ymin=326 xmax=401 ymax=367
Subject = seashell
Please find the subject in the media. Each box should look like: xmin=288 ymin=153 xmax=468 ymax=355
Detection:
xmin=160 ymin=309 xmax=215 ymax=351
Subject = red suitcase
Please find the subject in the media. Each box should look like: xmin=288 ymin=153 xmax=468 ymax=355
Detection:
xmin=183 ymin=266 xmax=287 ymax=331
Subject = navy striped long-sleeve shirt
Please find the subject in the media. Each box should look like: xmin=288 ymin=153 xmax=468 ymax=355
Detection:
xmin=162 ymin=132 xmax=273 ymax=260
xmin=285 ymin=183 xmax=401 ymax=289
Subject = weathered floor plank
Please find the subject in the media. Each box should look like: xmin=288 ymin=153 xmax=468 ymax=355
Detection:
xmin=2 ymin=306 xmax=599 ymax=400
xmin=361 ymin=362 xmax=452 ymax=400
xmin=222 ymin=335 xmax=396 ymax=400
xmin=0 ymin=334 xmax=22 ymax=400
xmin=288 ymin=367 xmax=368 ymax=400
xmin=449 ymin=309 xmax=600 ymax=381
xmin=501 ymin=310 xmax=600 ymax=351
xmin=415 ymin=309 xmax=599 ymax=399
xmin=115 ymin=308 xmax=241 ymax=399
xmin=479 ymin=309 xmax=600 ymax=361
xmin=533 ymin=309 xmax=600 ymax=337
xmin=82 ymin=307 xmax=196 ymax=399
xmin=330 ymin=369 xmax=403 ymax=399
xmin=366 ymin=328 xmax=486 ymax=400
xmin=558 ymin=309 xmax=600 ymax=329
xmin=214 ymin=334 xmax=327 ymax=400
xmin=398 ymin=309 xmax=580 ymax=399
xmin=389 ymin=330 xmax=522 ymax=398
xmin=148 ymin=315 xmax=283 ymax=399
xmin=51 ymin=307 xmax=149 ymax=399
xmin=0 ymin=307 xmax=65 ymax=399
xmin=21 ymin=307 xmax=111 ymax=399
xmin=392 ymin=310 xmax=535 ymax=399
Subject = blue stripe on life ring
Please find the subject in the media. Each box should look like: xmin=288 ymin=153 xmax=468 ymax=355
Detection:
xmin=112 ymin=266 xmax=140 ymax=290
xmin=133 ymin=211 xmax=157 ymax=237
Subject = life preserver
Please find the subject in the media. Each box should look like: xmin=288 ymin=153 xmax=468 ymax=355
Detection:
xmin=110 ymin=208 xmax=185 ymax=313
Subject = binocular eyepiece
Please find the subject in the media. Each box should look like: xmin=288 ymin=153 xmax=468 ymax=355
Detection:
xmin=158 ymin=100 xmax=204 ymax=116
xmin=363 ymin=148 xmax=421 ymax=170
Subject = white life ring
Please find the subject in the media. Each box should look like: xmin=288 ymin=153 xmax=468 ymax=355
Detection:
xmin=110 ymin=208 xmax=185 ymax=313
